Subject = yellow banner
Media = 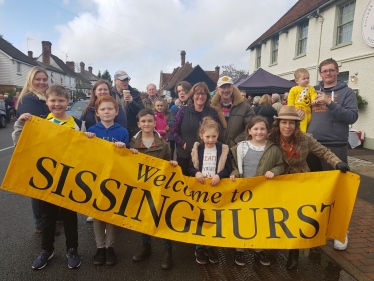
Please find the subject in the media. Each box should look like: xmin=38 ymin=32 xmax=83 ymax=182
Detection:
xmin=1 ymin=117 xmax=360 ymax=249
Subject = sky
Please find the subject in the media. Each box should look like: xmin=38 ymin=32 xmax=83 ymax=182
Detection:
xmin=0 ymin=0 xmax=298 ymax=91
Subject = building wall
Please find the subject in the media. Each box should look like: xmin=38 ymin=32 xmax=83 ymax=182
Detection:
xmin=249 ymin=0 xmax=374 ymax=149
xmin=0 ymin=51 xmax=11 ymax=85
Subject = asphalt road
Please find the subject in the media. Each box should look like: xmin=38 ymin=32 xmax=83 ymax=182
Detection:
xmin=0 ymin=119 xmax=363 ymax=281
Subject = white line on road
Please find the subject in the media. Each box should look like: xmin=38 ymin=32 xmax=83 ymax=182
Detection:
xmin=0 ymin=146 xmax=14 ymax=152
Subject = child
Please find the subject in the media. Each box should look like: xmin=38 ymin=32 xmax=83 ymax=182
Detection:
xmin=13 ymin=85 xmax=84 ymax=270
xmin=85 ymin=95 xmax=129 ymax=266
xmin=288 ymin=68 xmax=317 ymax=132
xmin=154 ymin=98 xmax=169 ymax=140
xmin=130 ymin=108 xmax=178 ymax=270
xmin=188 ymin=117 xmax=231 ymax=265
xmin=230 ymin=116 xmax=284 ymax=267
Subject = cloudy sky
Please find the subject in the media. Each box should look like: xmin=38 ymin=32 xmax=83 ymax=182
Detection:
xmin=0 ymin=0 xmax=298 ymax=90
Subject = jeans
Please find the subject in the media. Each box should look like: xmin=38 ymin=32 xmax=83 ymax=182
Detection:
xmin=142 ymin=234 xmax=172 ymax=249
xmin=31 ymin=198 xmax=43 ymax=230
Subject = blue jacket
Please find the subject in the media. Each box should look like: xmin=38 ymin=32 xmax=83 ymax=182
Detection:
xmin=16 ymin=93 xmax=49 ymax=118
xmin=81 ymin=106 xmax=128 ymax=130
xmin=88 ymin=122 xmax=129 ymax=147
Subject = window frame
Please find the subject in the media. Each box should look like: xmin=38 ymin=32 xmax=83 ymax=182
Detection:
xmin=335 ymin=0 xmax=356 ymax=47
xmin=16 ymin=62 xmax=22 ymax=75
xmin=270 ymin=36 xmax=279 ymax=65
xmin=296 ymin=21 xmax=308 ymax=56
xmin=256 ymin=46 xmax=262 ymax=69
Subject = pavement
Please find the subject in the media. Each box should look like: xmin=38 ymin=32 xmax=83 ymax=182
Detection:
xmin=1 ymin=118 xmax=374 ymax=280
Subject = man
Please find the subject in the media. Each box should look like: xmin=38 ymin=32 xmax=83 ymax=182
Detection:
xmin=111 ymin=70 xmax=144 ymax=137
xmin=211 ymin=76 xmax=255 ymax=147
xmin=240 ymin=90 xmax=247 ymax=100
xmin=271 ymin=93 xmax=283 ymax=114
xmin=142 ymin=83 xmax=170 ymax=120
xmin=4 ymin=94 xmax=13 ymax=123
xmin=282 ymin=92 xmax=289 ymax=105
xmin=307 ymin=58 xmax=358 ymax=251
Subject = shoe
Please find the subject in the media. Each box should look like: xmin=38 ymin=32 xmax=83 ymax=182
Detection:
xmin=86 ymin=216 xmax=94 ymax=222
xmin=35 ymin=228 xmax=42 ymax=234
xmin=254 ymin=251 xmax=270 ymax=266
xmin=93 ymin=248 xmax=106 ymax=265
xmin=66 ymin=248 xmax=81 ymax=269
xmin=160 ymin=248 xmax=172 ymax=270
xmin=205 ymin=247 xmax=219 ymax=263
xmin=334 ymin=233 xmax=348 ymax=250
xmin=106 ymin=247 xmax=117 ymax=266
xmin=195 ymin=247 xmax=209 ymax=265
xmin=132 ymin=243 xmax=151 ymax=261
xmin=235 ymin=251 xmax=246 ymax=266
xmin=286 ymin=249 xmax=299 ymax=271
xmin=32 ymin=250 xmax=54 ymax=269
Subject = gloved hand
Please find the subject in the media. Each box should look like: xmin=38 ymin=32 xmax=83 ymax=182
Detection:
xmin=335 ymin=162 xmax=350 ymax=173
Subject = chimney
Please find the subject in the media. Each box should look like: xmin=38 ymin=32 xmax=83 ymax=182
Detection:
xmin=88 ymin=66 xmax=92 ymax=74
xmin=180 ymin=50 xmax=186 ymax=66
xmin=28 ymin=51 xmax=33 ymax=58
xmin=66 ymin=61 xmax=75 ymax=72
xmin=215 ymin=66 xmax=220 ymax=80
xmin=41 ymin=41 xmax=52 ymax=65
xmin=80 ymin=62 xmax=85 ymax=74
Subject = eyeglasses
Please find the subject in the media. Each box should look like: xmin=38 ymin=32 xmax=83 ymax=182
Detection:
xmin=320 ymin=69 xmax=337 ymax=75
xmin=194 ymin=92 xmax=207 ymax=97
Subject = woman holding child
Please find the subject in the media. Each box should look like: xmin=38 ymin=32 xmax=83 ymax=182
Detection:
xmin=268 ymin=105 xmax=350 ymax=270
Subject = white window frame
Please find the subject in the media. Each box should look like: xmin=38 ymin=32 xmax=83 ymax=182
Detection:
xmin=256 ymin=46 xmax=261 ymax=69
xmin=335 ymin=0 xmax=356 ymax=46
xmin=17 ymin=62 xmax=22 ymax=75
xmin=296 ymin=21 xmax=308 ymax=56
xmin=270 ymin=36 xmax=279 ymax=65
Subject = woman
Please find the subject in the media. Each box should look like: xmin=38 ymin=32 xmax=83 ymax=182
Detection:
xmin=268 ymin=106 xmax=349 ymax=271
xmin=81 ymin=80 xmax=127 ymax=130
xmin=254 ymin=94 xmax=277 ymax=129
xmin=170 ymin=82 xmax=217 ymax=175
xmin=16 ymin=66 xmax=50 ymax=233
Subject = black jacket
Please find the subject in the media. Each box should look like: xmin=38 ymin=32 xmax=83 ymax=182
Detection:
xmin=254 ymin=105 xmax=277 ymax=129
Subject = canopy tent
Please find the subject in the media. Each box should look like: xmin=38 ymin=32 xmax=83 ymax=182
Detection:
xmin=235 ymin=68 xmax=296 ymax=95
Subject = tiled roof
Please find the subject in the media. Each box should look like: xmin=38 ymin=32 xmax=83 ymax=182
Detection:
xmin=37 ymin=61 xmax=65 ymax=75
xmin=51 ymin=54 xmax=76 ymax=76
xmin=205 ymin=71 xmax=218 ymax=83
xmin=162 ymin=73 xmax=173 ymax=86
xmin=81 ymin=70 xmax=99 ymax=81
xmin=0 ymin=37 xmax=39 ymax=66
xmin=247 ymin=0 xmax=331 ymax=50
xmin=163 ymin=63 xmax=194 ymax=91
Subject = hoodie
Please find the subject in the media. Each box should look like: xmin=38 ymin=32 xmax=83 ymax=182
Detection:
xmin=88 ymin=122 xmax=129 ymax=147
xmin=81 ymin=105 xmax=128 ymax=130
xmin=307 ymin=81 xmax=358 ymax=146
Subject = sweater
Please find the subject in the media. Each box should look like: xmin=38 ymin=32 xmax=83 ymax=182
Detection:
xmin=87 ymin=122 xmax=129 ymax=147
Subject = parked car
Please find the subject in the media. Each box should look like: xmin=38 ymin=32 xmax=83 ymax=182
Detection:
xmin=66 ymin=100 xmax=89 ymax=119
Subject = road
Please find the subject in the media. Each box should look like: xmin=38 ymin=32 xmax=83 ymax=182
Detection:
xmin=0 ymin=119 xmax=358 ymax=281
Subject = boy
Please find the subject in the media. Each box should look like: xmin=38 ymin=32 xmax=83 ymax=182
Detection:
xmin=130 ymin=108 xmax=178 ymax=270
xmin=13 ymin=85 xmax=83 ymax=270
xmin=288 ymin=68 xmax=317 ymax=132
xmin=85 ymin=95 xmax=129 ymax=266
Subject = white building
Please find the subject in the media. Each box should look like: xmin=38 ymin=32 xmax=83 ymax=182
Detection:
xmin=247 ymin=0 xmax=374 ymax=149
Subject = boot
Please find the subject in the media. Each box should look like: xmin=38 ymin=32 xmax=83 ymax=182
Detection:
xmin=132 ymin=243 xmax=152 ymax=261
xmin=160 ymin=248 xmax=172 ymax=270
xmin=286 ymin=249 xmax=299 ymax=271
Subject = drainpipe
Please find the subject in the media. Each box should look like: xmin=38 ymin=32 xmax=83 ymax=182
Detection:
xmin=316 ymin=10 xmax=325 ymax=85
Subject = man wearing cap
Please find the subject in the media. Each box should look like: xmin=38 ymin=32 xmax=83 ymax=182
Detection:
xmin=211 ymin=76 xmax=255 ymax=147
xmin=142 ymin=83 xmax=170 ymax=120
xmin=111 ymin=70 xmax=144 ymax=138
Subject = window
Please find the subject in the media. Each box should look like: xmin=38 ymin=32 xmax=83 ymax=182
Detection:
xmin=297 ymin=22 xmax=308 ymax=55
xmin=60 ymin=75 xmax=63 ymax=84
xmin=336 ymin=1 xmax=356 ymax=45
xmin=337 ymin=71 xmax=349 ymax=84
xmin=256 ymin=46 xmax=261 ymax=69
xmin=17 ymin=62 xmax=22 ymax=74
xmin=51 ymin=72 xmax=54 ymax=83
xmin=271 ymin=36 xmax=279 ymax=64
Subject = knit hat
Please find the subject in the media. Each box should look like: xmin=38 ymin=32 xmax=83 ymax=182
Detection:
xmin=274 ymin=106 xmax=302 ymax=120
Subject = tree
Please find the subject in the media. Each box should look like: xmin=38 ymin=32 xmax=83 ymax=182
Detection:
xmin=220 ymin=64 xmax=249 ymax=82
xmin=97 ymin=70 xmax=102 ymax=79
xmin=101 ymin=70 xmax=113 ymax=86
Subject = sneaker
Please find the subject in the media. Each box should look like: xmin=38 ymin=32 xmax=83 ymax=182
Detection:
xmin=66 ymin=248 xmax=81 ymax=269
xmin=93 ymin=248 xmax=106 ymax=266
xmin=32 ymin=250 xmax=54 ymax=269
xmin=235 ymin=251 xmax=246 ymax=266
xmin=334 ymin=233 xmax=348 ymax=250
xmin=254 ymin=251 xmax=270 ymax=266
xmin=195 ymin=247 xmax=209 ymax=265
xmin=86 ymin=216 xmax=94 ymax=222
xmin=205 ymin=247 xmax=219 ymax=264
xmin=106 ymin=247 xmax=117 ymax=266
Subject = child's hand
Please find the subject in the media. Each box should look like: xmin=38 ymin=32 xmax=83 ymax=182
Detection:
xmin=296 ymin=109 xmax=305 ymax=119
xmin=210 ymin=174 xmax=220 ymax=186
xmin=170 ymin=160 xmax=178 ymax=167
xmin=195 ymin=172 xmax=205 ymax=184
xmin=265 ymin=171 xmax=275 ymax=179
xmin=312 ymin=100 xmax=317 ymax=105
xmin=130 ymin=148 xmax=138 ymax=154
xmin=85 ymin=132 xmax=95 ymax=138
xmin=165 ymin=126 xmax=170 ymax=131
xmin=230 ymin=175 xmax=236 ymax=182
xmin=18 ymin=113 xmax=32 ymax=122
xmin=114 ymin=141 xmax=126 ymax=148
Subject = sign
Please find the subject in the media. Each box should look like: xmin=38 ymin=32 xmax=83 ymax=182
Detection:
xmin=1 ymin=117 xmax=360 ymax=249
xmin=362 ymin=0 xmax=374 ymax=47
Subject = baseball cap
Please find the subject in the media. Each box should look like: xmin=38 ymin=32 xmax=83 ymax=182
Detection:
xmin=217 ymin=76 xmax=234 ymax=87
xmin=114 ymin=70 xmax=131 ymax=81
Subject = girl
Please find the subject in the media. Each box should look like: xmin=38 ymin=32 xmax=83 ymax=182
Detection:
xmin=154 ymin=98 xmax=169 ymax=140
xmin=230 ymin=116 xmax=284 ymax=267
xmin=85 ymin=96 xmax=129 ymax=266
xmin=188 ymin=117 xmax=231 ymax=265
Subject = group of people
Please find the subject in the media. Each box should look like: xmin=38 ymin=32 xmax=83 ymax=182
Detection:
xmin=11 ymin=57 xmax=358 ymax=272
xmin=0 ymin=92 xmax=19 ymax=122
